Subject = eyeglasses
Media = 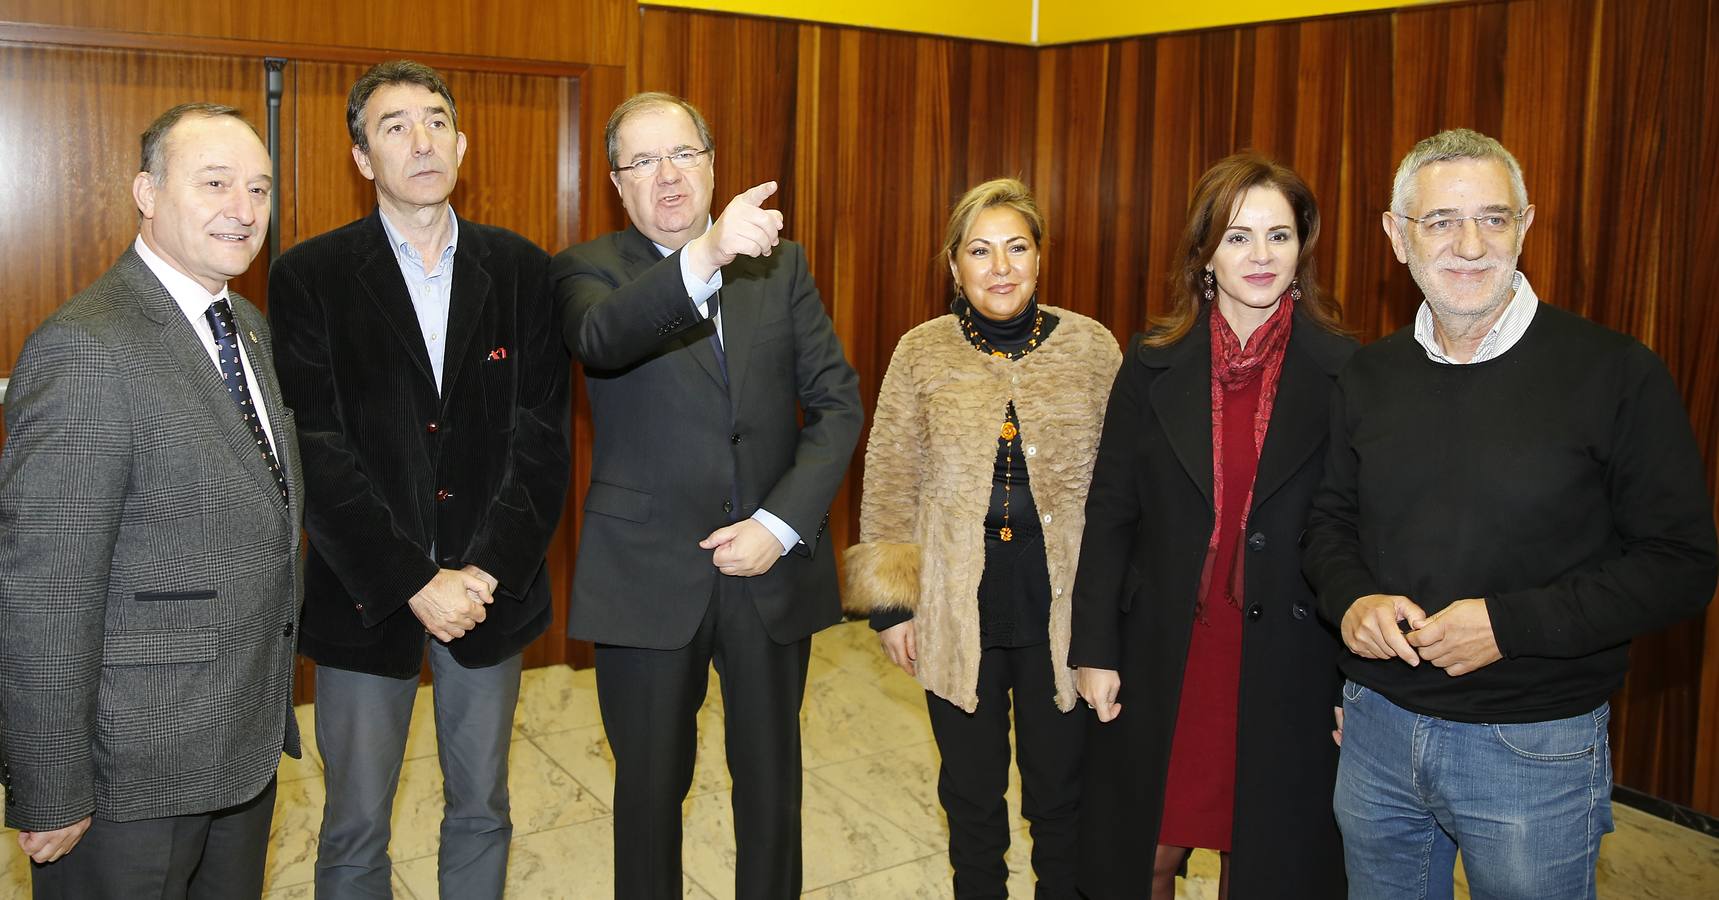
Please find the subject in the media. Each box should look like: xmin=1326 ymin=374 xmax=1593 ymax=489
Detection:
xmin=1396 ymin=210 xmax=1527 ymax=239
xmin=614 ymin=148 xmax=711 ymax=180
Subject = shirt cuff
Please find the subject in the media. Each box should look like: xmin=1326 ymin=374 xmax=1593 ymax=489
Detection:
xmin=750 ymin=508 xmax=799 ymax=556
xmin=678 ymin=249 xmax=723 ymax=310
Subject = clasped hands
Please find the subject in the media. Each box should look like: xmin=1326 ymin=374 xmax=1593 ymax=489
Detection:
xmin=408 ymin=565 xmax=497 ymax=642
xmin=1340 ymin=594 xmax=1502 ymax=677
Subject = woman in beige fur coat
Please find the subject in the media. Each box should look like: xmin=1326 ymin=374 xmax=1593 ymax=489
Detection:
xmin=842 ymin=178 xmax=1120 ymax=898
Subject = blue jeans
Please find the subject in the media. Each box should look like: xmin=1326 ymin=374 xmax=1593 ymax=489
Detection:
xmin=1334 ymin=680 xmax=1613 ymax=900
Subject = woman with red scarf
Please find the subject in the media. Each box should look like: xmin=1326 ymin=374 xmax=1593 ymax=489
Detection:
xmin=1068 ymin=153 xmax=1355 ymax=899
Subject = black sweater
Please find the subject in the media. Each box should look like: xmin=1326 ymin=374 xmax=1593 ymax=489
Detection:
xmin=1303 ymin=303 xmax=1717 ymax=723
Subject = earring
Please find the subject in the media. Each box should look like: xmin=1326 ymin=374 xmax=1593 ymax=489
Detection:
xmin=1202 ymin=270 xmax=1215 ymax=302
xmin=1290 ymin=278 xmax=1303 ymax=302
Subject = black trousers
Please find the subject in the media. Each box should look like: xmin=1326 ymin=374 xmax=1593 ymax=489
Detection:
xmin=926 ymin=642 xmax=1084 ymax=899
xmin=595 ymin=577 xmax=812 ymax=899
xmin=31 ymin=778 xmax=276 ymax=900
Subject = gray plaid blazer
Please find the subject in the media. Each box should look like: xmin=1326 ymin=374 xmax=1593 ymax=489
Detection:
xmin=0 ymin=248 xmax=304 ymax=830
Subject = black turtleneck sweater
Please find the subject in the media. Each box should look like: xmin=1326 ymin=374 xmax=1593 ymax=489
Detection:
xmin=872 ymin=297 xmax=1062 ymax=649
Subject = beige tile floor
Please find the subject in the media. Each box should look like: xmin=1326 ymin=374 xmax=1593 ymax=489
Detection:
xmin=3 ymin=620 xmax=1717 ymax=898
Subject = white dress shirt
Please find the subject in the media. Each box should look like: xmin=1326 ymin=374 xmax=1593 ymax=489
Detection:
xmin=134 ymin=235 xmax=278 ymax=448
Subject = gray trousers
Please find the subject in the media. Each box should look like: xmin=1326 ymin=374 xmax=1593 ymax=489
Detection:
xmin=312 ymin=640 xmax=522 ymax=900
xmin=31 ymin=778 xmax=276 ymax=900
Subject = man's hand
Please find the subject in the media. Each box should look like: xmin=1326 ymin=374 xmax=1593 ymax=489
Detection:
xmin=462 ymin=564 xmax=499 ymax=602
xmin=18 ymin=817 xmax=91 ymax=864
xmin=1340 ymin=594 xmax=1427 ymax=666
xmin=407 ymin=568 xmax=494 ymax=642
xmin=699 ymin=519 xmax=783 ymax=577
xmin=878 ymin=620 xmax=917 ymax=676
xmin=1406 ymin=598 xmax=1502 ymax=677
xmin=685 ymin=182 xmax=784 ymax=280
xmin=1076 ymin=667 xmax=1123 ymax=723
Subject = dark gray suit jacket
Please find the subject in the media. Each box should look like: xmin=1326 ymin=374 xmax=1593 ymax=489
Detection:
xmin=0 ymin=249 xmax=304 ymax=831
xmin=555 ymin=227 xmax=862 ymax=648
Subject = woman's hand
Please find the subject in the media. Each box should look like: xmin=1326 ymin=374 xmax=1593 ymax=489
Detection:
xmin=1332 ymin=706 xmax=1344 ymax=747
xmin=1077 ymin=666 xmax=1122 ymax=722
xmin=878 ymin=620 xmax=917 ymax=676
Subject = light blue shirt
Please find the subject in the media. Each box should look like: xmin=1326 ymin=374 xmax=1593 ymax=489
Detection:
xmin=652 ymin=229 xmax=799 ymax=557
xmin=379 ymin=207 xmax=459 ymax=393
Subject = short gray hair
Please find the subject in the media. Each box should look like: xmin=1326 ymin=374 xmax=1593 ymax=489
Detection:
xmin=604 ymin=92 xmax=714 ymax=170
xmin=140 ymin=103 xmax=254 ymax=184
xmin=1390 ymin=128 xmax=1528 ymax=215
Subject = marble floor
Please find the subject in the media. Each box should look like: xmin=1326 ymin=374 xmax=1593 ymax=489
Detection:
xmin=3 ymin=620 xmax=1717 ymax=898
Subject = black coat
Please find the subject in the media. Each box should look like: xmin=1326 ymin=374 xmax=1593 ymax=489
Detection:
xmin=553 ymin=226 xmax=863 ymax=648
xmin=1068 ymin=311 xmax=1354 ymax=899
xmin=269 ymin=211 xmax=572 ymax=676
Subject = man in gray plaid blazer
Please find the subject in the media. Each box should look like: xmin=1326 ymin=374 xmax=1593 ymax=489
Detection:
xmin=0 ymin=103 xmax=303 ymax=898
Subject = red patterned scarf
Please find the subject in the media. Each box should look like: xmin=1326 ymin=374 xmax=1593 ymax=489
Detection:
xmin=1196 ymin=295 xmax=1294 ymax=618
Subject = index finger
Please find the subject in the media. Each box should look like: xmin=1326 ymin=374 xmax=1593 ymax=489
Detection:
xmin=739 ymin=180 xmax=778 ymax=206
xmin=1383 ymin=615 xmax=1421 ymax=666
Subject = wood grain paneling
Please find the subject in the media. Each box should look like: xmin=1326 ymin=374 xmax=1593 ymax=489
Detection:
xmin=0 ymin=0 xmax=634 ymax=68
xmin=0 ymin=44 xmax=273 ymax=367
xmin=631 ymin=0 xmax=1719 ymax=813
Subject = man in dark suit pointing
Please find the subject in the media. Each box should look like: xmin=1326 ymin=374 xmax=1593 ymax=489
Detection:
xmin=555 ymin=92 xmax=862 ymax=898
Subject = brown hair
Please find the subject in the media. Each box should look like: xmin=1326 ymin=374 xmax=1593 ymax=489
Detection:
xmin=1145 ymin=152 xmax=1344 ymax=347
xmin=346 ymin=60 xmax=458 ymax=152
xmin=942 ymin=177 xmax=1045 ymax=288
xmin=140 ymin=103 xmax=255 ymax=184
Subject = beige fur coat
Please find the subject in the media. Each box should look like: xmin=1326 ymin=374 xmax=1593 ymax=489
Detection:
xmin=843 ymin=307 xmax=1121 ymax=712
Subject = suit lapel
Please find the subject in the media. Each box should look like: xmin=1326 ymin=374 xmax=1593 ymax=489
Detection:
xmin=439 ymin=223 xmax=491 ymax=404
xmin=718 ymin=261 xmax=762 ymax=402
xmin=354 ymin=214 xmax=437 ymax=388
xmin=119 ymin=252 xmax=291 ymax=524
xmin=1150 ymin=319 xmax=1216 ymax=512
xmin=1250 ymin=324 xmax=1333 ymax=513
xmin=228 ymin=295 xmax=298 ymax=527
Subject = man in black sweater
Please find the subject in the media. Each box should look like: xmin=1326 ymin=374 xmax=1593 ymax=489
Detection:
xmin=1303 ymin=128 xmax=1717 ymax=900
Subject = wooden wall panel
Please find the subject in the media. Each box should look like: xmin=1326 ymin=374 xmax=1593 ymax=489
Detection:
xmin=0 ymin=0 xmax=633 ymax=68
xmin=0 ymin=44 xmax=273 ymax=370
xmin=628 ymin=0 xmax=1719 ymax=813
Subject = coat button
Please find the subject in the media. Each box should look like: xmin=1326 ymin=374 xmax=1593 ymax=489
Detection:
xmin=722 ymin=500 xmax=734 ymax=514
xmin=282 ymin=621 xmax=295 ymax=637
xmin=1246 ymin=531 xmax=1266 ymax=551
xmin=730 ymin=432 xmax=742 ymax=444
xmin=1247 ymin=603 xmax=1263 ymax=621
xmin=1024 ymin=445 xmax=1037 ymax=457
xmin=426 ymin=420 xmax=439 ymax=434
xmin=436 ymin=489 xmax=452 ymax=501
xmin=355 ymin=602 xmax=364 ymax=613
xmin=1292 ymin=603 xmax=1310 ymax=620
xmin=1042 ymin=513 xmax=1053 ymax=524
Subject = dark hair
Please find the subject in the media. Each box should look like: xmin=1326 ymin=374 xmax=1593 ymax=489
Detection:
xmin=346 ymin=60 xmax=458 ymax=151
xmin=140 ymin=103 xmax=254 ymax=183
xmin=604 ymin=92 xmax=715 ymax=170
xmin=1145 ymin=152 xmax=1345 ymax=347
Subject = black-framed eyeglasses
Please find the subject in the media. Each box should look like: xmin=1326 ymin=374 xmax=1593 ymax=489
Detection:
xmin=1396 ymin=209 xmax=1527 ymax=238
xmin=614 ymin=148 xmax=711 ymax=180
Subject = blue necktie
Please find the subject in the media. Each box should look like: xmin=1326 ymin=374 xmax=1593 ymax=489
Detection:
xmin=205 ymin=299 xmax=289 ymax=506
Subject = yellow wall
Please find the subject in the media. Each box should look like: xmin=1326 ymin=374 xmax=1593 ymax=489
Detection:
xmin=1039 ymin=0 xmax=1450 ymax=44
xmin=644 ymin=0 xmax=1456 ymax=44
xmin=643 ymin=0 xmax=1035 ymax=44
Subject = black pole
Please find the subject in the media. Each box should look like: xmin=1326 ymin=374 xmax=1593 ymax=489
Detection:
xmin=265 ymin=58 xmax=286 ymax=264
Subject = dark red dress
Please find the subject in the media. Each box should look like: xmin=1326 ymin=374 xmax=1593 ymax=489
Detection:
xmin=1157 ymin=373 xmax=1262 ymax=851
